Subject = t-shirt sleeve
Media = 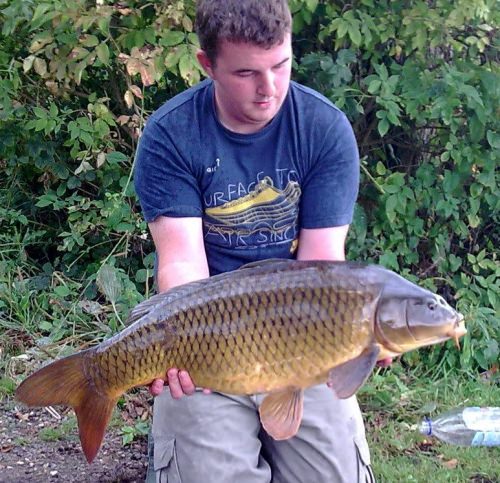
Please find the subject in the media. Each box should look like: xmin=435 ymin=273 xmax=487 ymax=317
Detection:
xmin=133 ymin=117 xmax=203 ymax=222
xmin=299 ymin=111 xmax=359 ymax=228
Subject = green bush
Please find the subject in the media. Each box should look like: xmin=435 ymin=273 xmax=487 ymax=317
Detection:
xmin=0 ymin=0 xmax=498 ymax=372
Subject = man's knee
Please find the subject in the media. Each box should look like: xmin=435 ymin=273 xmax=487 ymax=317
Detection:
xmin=149 ymin=390 xmax=271 ymax=482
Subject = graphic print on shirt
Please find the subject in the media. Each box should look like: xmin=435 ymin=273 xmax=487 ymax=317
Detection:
xmin=203 ymin=176 xmax=301 ymax=250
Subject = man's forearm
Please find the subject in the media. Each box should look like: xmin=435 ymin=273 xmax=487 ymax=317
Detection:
xmin=156 ymin=260 xmax=209 ymax=293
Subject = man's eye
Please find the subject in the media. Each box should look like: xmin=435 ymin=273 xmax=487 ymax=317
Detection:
xmin=237 ymin=71 xmax=254 ymax=77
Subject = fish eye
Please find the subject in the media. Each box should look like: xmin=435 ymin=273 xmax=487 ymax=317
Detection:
xmin=427 ymin=301 xmax=436 ymax=311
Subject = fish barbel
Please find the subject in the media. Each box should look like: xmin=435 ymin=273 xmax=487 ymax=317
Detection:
xmin=16 ymin=260 xmax=466 ymax=463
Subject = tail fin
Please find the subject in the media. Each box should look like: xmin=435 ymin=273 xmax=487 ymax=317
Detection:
xmin=16 ymin=351 xmax=118 ymax=463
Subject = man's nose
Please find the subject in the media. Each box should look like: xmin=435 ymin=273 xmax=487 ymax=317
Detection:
xmin=257 ymin=72 xmax=275 ymax=97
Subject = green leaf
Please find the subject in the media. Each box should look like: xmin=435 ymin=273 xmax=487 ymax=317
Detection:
xmin=106 ymin=151 xmax=128 ymax=163
xmin=96 ymin=43 xmax=110 ymax=65
xmin=368 ymin=79 xmax=381 ymax=94
xmin=54 ymin=285 xmax=71 ymax=297
xmin=135 ymin=269 xmax=149 ymax=283
xmin=348 ymin=25 xmax=362 ymax=46
xmin=375 ymin=162 xmax=386 ymax=175
xmin=160 ymin=30 xmax=186 ymax=47
xmin=486 ymin=130 xmax=500 ymax=149
xmin=305 ymin=0 xmax=319 ymax=11
xmin=178 ymin=53 xmax=199 ymax=84
xmin=49 ymin=102 xmax=58 ymax=117
xmin=483 ymin=339 xmax=499 ymax=364
xmin=81 ymin=35 xmax=99 ymax=47
xmin=144 ymin=27 xmax=156 ymax=44
xmin=36 ymin=193 xmax=57 ymax=208
xmin=97 ymin=265 xmax=122 ymax=304
xmin=467 ymin=214 xmax=481 ymax=228
xmin=98 ymin=17 xmax=110 ymax=36
xmin=386 ymin=110 xmax=400 ymax=126
xmin=30 ymin=3 xmax=52 ymax=29
xmin=385 ymin=194 xmax=398 ymax=223
xmin=40 ymin=321 xmax=53 ymax=331
xmin=134 ymin=30 xmax=146 ymax=48
xmin=378 ymin=118 xmax=389 ymax=137
xmin=33 ymin=107 xmax=46 ymax=118
xmin=379 ymin=252 xmax=399 ymax=271
xmin=74 ymin=61 xmax=86 ymax=85
xmin=470 ymin=183 xmax=483 ymax=198
xmin=337 ymin=20 xmax=348 ymax=38
xmin=448 ymin=254 xmax=462 ymax=272
xmin=469 ymin=114 xmax=484 ymax=142
xmin=374 ymin=63 xmax=388 ymax=81
xmin=459 ymin=84 xmax=484 ymax=107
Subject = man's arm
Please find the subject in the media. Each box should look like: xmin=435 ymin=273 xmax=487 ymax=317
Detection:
xmin=296 ymin=225 xmax=349 ymax=261
xmin=149 ymin=216 xmax=209 ymax=292
xmin=148 ymin=215 xmax=210 ymax=398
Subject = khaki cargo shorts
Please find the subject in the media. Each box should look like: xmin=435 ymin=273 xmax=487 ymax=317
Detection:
xmin=145 ymin=384 xmax=374 ymax=483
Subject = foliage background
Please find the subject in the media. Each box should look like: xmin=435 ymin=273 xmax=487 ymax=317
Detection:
xmin=0 ymin=0 xmax=498 ymax=375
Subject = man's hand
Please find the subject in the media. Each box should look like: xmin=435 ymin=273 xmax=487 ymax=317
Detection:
xmin=376 ymin=357 xmax=393 ymax=368
xmin=149 ymin=368 xmax=211 ymax=398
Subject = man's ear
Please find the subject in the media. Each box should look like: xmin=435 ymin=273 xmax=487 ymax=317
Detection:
xmin=196 ymin=50 xmax=215 ymax=78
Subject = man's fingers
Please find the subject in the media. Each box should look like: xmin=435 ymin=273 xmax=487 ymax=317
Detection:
xmin=149 ymin=378 xmax=165 ymax=397
xmin=167 ymin=368 xmax=184 ymax=399
xmin=162 ymin=368 xmax=209 ymax=398
xmin=178 ymin=370 xmax=196 ymax=395
xmin=377 ymin=357 xmax=393 ymax=368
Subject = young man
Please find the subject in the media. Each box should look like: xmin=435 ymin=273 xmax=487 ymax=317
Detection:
xmin=135 ymin=1 xmax=375 ymax=481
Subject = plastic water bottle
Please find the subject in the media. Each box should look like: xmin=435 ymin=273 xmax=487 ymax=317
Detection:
xmin=420 ymin=407 xmax=500 ymax=446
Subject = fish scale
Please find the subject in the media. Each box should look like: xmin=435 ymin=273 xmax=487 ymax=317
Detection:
xmin=150 ymin=283 xmax=372 ymax=394
xmin=16 ymin=259 xmax=466 ymax=463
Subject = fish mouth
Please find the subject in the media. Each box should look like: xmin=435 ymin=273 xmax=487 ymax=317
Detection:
xmin=446 ymin=313 xmax=467 ymax=348
xmin=405 ymin=305 xmax=467 ymax=348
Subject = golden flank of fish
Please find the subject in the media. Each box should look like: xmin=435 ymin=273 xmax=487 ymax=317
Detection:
xmin=16 ymin=260 xmax=466 ymax=463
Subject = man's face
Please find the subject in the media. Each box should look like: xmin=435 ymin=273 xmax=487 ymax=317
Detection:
xmin=197 ymin=34 xmax=292 ymax=134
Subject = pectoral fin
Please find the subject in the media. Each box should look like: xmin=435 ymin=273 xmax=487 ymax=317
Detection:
xmin=259 ymin=388 xmax=304 ymax=440
xmin=327 ymin=345 xmax=380 ymax=399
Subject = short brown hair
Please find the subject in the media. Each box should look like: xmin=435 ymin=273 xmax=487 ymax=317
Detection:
xmin=195 ymin=0 xmax=292 ymax=63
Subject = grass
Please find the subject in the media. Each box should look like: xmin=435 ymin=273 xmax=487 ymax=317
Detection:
xmin=359 ymin=366 xmax=500 ymax=482
xmin=14 ymin=436 xmax=31 ymax=446
xmin=39 ymin=418 xmax=77 ymax=442
xmin=5 ymin=354 xmax=497 ymax=480
xmin=0 ymin=377 xmax=16 ymax=399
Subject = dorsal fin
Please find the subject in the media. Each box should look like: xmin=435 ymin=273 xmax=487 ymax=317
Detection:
xmin=126 ymin=258 xmax=294 ymax=326
xmin=124 ymin=279 xmax=208 ymax=326
xmin=239 ymin=258 xmax=295 ymax=271
xmin=125 ymin=292 xmax=167 ymax=326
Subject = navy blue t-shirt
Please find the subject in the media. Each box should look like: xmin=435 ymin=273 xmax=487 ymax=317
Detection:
xmin=134 ymin=79 xmax=359 ymax=275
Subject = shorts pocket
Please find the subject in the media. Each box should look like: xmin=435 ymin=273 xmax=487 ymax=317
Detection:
xmin=354 ymin=435 xmax=375 ymax=483
xmin=154 ymin=437 xmax=182 ymax=483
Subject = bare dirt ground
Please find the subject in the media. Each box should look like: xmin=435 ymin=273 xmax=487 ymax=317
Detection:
xmin=0 ymin=395 xmax=149 ymax=483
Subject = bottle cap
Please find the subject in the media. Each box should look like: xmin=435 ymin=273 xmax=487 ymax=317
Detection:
xmin=420 ymin=416 xmax=432 ymax=436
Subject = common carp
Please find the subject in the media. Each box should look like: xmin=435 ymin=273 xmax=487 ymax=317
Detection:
xmin=16 ymin=260 xmax=466 ymax=463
